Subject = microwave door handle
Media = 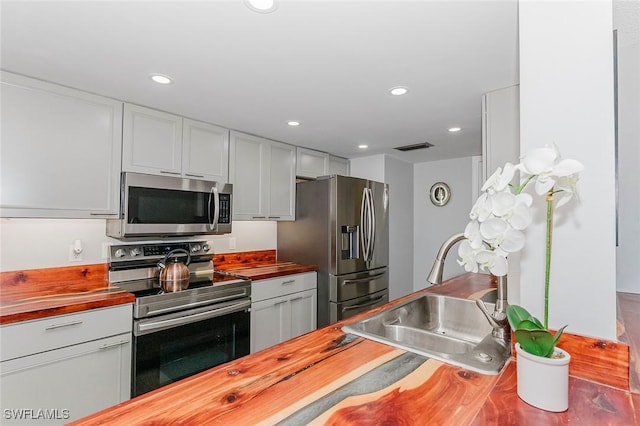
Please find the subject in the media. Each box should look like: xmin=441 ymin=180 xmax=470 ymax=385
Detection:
xmin=209 ymin=186 xmax=220 ymax=230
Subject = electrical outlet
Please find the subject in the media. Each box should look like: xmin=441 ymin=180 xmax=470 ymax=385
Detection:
xmin=229 ymin=237 xmax=237 ymax=250
xmin=69 ymin=244 xmax=83 ymax=262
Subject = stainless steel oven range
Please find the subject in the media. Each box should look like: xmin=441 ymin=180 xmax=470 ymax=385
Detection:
xmin=108 ymin=241 xmax=250 ymax=397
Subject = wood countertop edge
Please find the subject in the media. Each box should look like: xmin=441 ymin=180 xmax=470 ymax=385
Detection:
xmin=0 ymin=260 xmax=315 ymax=324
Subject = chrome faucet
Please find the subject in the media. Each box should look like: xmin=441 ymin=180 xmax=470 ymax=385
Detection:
xmin=427 ymin=232 xmax=510 ymax=341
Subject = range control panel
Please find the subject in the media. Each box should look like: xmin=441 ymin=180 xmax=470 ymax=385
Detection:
xmin=109 ymin=241 xmax=213 ymax=263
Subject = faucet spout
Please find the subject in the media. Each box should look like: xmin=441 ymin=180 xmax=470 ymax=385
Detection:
xmin=426 ymin=233 xmax=465 ymax=285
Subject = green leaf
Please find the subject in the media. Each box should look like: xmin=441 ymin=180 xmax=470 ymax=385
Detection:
xmin=550 ymin=325 xmax=567 ymax=349
xmin=515 ymin=329 xmax=556 ymax=357
xmin=507 ymin=305 xmax=532 ymax=329
xmin=516 ymin=319 xmax=546 ymax=331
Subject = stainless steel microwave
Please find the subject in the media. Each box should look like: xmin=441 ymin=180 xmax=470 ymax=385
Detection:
xmin=106 ymin=172 xmax=232 ymax=238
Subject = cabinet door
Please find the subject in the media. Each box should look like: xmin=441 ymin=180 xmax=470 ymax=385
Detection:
xmin=329 ymin=155 xmax=350 ymax=176
xmin=0 ymin=333 xmax=131 ymax=425
xmin=229 ymin=131 xmax=267 ymax=220
xmin=267 ymin=141 xmax=296 ymax=220
xmin=290 ymin=289 xmax=317 ymax=339
xmin=122 ymin=103 xmax=183 ymax=176
xmin=0 ymin=72 xmax=122 ymax=218
xmin=296 ymin=147 xmax=329 ymax=179
xmin=250 ymin=295 xmax=289 ymax=353
xmin=182 ymin=119 xmax=229 ymax=183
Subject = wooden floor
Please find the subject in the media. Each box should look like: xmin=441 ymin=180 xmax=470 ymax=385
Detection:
xmin=617 ymin=291 xmax=640 ymax=394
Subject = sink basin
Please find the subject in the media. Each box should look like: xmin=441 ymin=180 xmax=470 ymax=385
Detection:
xmin=342 ymin=293 xmax=510 ymax=375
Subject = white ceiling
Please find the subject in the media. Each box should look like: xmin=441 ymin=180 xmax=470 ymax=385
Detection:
xmin=0 ymin=0 xmax=519 ymax=163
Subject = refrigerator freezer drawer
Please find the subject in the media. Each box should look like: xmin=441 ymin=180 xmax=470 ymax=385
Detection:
xmin=329 ymin=289 xmax=389 ymax=324
xmin=329 ymin=267 xmax=388 ymax=302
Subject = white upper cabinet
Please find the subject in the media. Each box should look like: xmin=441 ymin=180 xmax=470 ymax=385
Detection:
xmin=123 ymin=104 xmax=183 ymax=176
xmin=229 ymin=131 xmax=295 ymax=221
xmin=296 ymin=147 xmax=329 ymax=179
xmin=329 ymin=155 xmax=350 ymax=176
xmin=0 ymin=71 xmax=123 ymax=218
xmin=123 ymin=104 xmax=229 ymax=183
xmin=182 ymin=119 xmax=229 ymax=183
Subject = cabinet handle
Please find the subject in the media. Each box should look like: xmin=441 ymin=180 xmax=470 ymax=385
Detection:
xmin=99 ymin=340 xmax=129 ymax=350
xmin=185 ymin=173 xmax=205 ymax=178
xmin=90 ymin=212 xmax=118 ymax=216
xmin=273 ymin=300 xmax=288 ymax=306
xmin=252 ymin=216 xmax=267 ymax=219
xmin=289 ymin=296 xmax=303 ymax=302
xmin=160 ymin=170 xmax=181 ymax=175
xmin=45 ymin=320 xmax=83 ymax=330
xmin=268 ymin=216 xmax=281 ymax=219
xmin=281 ymin=279 xmax=296 ymax=285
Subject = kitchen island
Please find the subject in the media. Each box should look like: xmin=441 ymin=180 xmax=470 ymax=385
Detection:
xmin=69 ymin=272 xmax=637 ymax=425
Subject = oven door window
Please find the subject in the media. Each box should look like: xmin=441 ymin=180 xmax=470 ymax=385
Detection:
xmin=133 ymin=309 xmax=249 ymax=397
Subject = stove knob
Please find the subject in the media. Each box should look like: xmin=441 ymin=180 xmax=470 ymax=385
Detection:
xmin=114 ymin=248 xmax=126 ymax=258
xmin=130 ymin=247 xmax=142 ymax=257
xmin=191 ymin=244 xmax=201 ymax=253
xmin=202 ymin=244 xmax=210 ymax=252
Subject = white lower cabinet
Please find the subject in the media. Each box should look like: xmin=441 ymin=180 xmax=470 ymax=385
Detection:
xmin=250 ymin=272 xmax=317 ymax=353
xmin=0 ymin=305 xmax=132 ymax=425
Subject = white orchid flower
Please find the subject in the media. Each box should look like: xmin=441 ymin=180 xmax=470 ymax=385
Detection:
xmin=457 ymin=240 xmax=479 ymax=273
xmin=464 ymin=220 xmax=484 ymax=250
xmin=482 ymin=163 xmax=516 ymax=194
xmin=469 ymin=192 xmax=492 ymax=222
xmin=479 ymin=217 xmax=526 ymax=253
xmin=518 ymin=144 xmax=585 ymax=195
xmin=491 ymin=191 xmax=533 ymax=230
xmin=474 ymin=250 xmax=508 ymax=276
xmin=553 ymin=174 xmax=581 ymax=208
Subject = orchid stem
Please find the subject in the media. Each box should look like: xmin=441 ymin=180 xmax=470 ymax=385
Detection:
xmin=544 ymin=191 xmax=554 ymax=329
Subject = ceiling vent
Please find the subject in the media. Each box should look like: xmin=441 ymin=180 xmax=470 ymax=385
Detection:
xmin=394 ymin=142 xmax=434 ymax=152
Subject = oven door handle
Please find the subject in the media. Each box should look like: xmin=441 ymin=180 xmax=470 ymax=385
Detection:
xmin=136 ymin=299 xmax=250 ymax=335
xmin=341 ymin=295 xmax=385 ymax=312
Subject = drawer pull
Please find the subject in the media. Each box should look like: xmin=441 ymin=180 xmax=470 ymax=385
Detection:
xmin=281 ymin=279 xmax=296 ymax=285
xmin=289 ymin=296 xmax=303 ymax=302
xmin=273 ymin=300 xmax=288 ymax=306
xmin=45 ymin=320 xmax=83 ymax=330
xmin=99 ymin=340 xmax=129 ymax=350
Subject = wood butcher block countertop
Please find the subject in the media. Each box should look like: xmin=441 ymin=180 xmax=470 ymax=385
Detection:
xmin=213 ymin=249 xmax=317 ymax=280
xmin=0 ymin=264 xmax=134 ymax=325
xmin=71 ymin=273 xmax=639 ymax=425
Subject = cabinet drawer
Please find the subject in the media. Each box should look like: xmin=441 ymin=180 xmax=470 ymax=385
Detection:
xmin=1 ymin=304 xmax=132 ymax=361
xmin=251 ymin=272 xmax=317 ymax=302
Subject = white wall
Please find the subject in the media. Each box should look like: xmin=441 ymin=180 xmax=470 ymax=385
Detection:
xmin=614 ymin=0 xmax=640 ymax=294
xmin=351 ymin=154 xmax=414 ymax=300
xmin=519 ymin=0 xmax=617 ymax=339
xmin=0 ymin=218 xmax=277 ymax=271
xmin=413 ymin=157 xmax=475 ymax=291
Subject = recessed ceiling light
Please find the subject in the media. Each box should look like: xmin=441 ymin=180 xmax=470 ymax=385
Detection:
xmin=149 ymin=74 xmax=173 ymax=85
xmin=448 ymin=127 xmax=462 ymax=132
xmin=389 ymin=86 xmax=408 ymax=96
xmin=358 ymin=144 xmax=369 ymax=149
xmin=287 ymin=121 xmax=300 ymax=127
xmin=244 ymin=0 xmax=279 ymax=13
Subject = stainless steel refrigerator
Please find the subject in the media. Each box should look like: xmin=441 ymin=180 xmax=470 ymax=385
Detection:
xmin=277 ymin=175 xmax=389 ymax=327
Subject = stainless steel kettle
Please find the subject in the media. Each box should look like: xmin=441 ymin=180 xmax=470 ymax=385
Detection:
xmin=158 ymin=249 xmax=191 ymax=292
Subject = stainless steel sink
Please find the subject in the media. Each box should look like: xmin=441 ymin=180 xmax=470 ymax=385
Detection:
xmin=342 ymin=293 xmax=510 ymax=375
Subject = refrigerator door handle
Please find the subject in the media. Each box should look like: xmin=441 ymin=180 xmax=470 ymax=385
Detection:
xmin=342 ymin=295 xmax=385 ymax=312
xmin=342 ymin=271 xmax=387 ymax=286
xmin=368 ymin=187 xmax=376 ymax=260
xmin=360 ymin=188 xmax=370 ymax=261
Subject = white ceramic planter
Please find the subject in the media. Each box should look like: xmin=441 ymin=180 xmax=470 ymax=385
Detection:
xmin=515 ymin=342 xmax=571 ymax=412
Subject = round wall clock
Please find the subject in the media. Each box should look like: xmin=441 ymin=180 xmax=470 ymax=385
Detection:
xmin=429 ymin=182 xmax=451 ymax=207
